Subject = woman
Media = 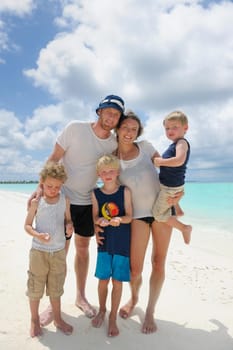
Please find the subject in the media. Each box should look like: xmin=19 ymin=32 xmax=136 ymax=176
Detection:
xmin=114 ymin=110 xmax=182 ymax=334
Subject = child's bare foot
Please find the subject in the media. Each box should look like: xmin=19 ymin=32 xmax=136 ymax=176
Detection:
xmin=39 ymin=305 xmax=54 ymax=326
xmin=54 ymin=319 xmax=73 ymax=335
xmin=142 ymin=313 xmax=157 ymax=334
xmin=108 ymin=317 xmax=119 ymax=337
xmin=119 ymin=299 xmax=137 ymax=319
xmin=30 ymin=319 xmax=43 ymax=337
xmin=91 ymin=310 xmax=106 ymax=328
xmin=182 ymin=225 xmax=192 ymax=244
xmin=76 ymin=299 xmax=96 ymax=318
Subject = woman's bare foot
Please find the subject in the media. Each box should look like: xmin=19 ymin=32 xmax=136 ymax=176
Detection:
xmin=108 ymin=317 xmax=119 ymax=337
xmin=182 ymin=225 xmax=192 ymax=244
xmin=76 ymin=299 xmax=96 ymax=318
xmin=30 ymin=319 xmax=43 ymax=337
xmin=54 ymin=319 xmax=73 ymax=335
xmin=142 ymin=313 xmax=157 ymax=334
xmin=39 ymin=305 xmax=54 ymax=326
xmin=91 ymin=310 xmax=106 ymax=328
xmin=119 ymin=299 xmax=136 ymax=319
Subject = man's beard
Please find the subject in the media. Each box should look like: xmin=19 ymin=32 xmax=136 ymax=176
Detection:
xmin=100 ymin=119 xmax=113 ymax=132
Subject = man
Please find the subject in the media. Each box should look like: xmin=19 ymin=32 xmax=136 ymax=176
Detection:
xmin=38 ymin=95 xmax=125 ymax=323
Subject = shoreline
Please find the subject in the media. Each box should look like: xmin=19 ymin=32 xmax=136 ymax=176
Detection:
xmin=0 ymin=191 xmax=232 ymax=349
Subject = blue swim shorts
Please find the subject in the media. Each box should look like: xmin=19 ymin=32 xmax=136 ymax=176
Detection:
xmin=95 ymin=252 xmax=130 ymax=282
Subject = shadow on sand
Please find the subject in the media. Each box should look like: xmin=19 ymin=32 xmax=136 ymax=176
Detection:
xmin=28 ymin=307 xmax=233 ymax=350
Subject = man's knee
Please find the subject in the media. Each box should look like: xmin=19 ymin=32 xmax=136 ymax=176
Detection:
xmin=75 ymin=236 xmax=90 ymax=258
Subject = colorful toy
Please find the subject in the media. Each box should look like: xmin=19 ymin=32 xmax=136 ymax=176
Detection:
xmin=101 ymin=202 xmax=119 ymax=220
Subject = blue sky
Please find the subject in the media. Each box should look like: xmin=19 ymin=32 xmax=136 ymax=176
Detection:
xmin=0 ymin=0 xmax=233 ymax=182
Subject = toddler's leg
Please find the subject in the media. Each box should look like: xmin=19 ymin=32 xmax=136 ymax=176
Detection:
xmin=175 ymin=203 xmax=184 ymax=216
xmin=167 ymin=216 xmax=192 ymax=244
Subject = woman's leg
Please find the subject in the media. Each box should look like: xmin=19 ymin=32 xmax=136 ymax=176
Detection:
xmin=119 ymin=219 xmax=150 ymax=318
xmin=142 ymin=221 xmax=172 ymax=334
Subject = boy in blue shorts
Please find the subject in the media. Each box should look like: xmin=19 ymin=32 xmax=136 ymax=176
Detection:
xmin=91 ymin=154 xmax=132 ymax=337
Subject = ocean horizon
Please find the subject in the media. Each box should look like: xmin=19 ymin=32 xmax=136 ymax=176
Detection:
xmin=1 ymin=181 xmax=232 ymax=259
xmin=0 ymin=181 xmax=232 ymax=231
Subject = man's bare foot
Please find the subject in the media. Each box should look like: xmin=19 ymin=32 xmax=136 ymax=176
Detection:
xmin=91 ymin=310 xmax=106 ymax=328
xmin=108 ymin=317 xmax=119 ymax=337
xmin=76 ymin=299 xmax=96 ymax=318
xmin=182 ymin=225 xmax=192 ymax=244
xmin=54 ymin=319 xmax=73 ymax=335
xmin=142 ymin=313 xmax=157 ymax=334
xmin=30 ymin=319 xmax=43 ymax=337
xmin=119 ymin=299 xmax=136 ymax=319
xmin=39 ymin=305 xmax=54 ymax=326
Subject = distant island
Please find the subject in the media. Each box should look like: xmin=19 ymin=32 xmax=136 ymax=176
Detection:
xmin=0 ymin=181 xmax=38 ymax=184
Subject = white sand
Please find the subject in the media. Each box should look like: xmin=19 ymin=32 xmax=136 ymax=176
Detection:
xmin=0 ymin=191 xmax=232 ymax=350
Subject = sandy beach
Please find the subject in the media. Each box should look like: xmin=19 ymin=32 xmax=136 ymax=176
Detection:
xmin=0 ymin=190 xmax=232 ymax=350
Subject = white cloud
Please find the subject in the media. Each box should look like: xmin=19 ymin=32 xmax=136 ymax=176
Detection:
xmin=0 ymin=0 xmax=35 ymax=16
xmin=24 ymin=99 xmax=94 ymax=134
xmin=2 ymin=0 xmax=233 ymax=180
xmin=0 ymin=0 xmax=35 ymax=60
xmin=0 ymin=96 xmax=97 ymax=180
xmin=25 ymin=1 xmax=233 ymax=107
xmin=0 ymin=20 xmax=8 ymax=52
xmin=0 ymin=107 xmax=58 ymax=180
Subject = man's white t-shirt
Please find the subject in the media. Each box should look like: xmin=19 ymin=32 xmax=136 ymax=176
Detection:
xmin=57 ymin=121 xmax=117 ymax=205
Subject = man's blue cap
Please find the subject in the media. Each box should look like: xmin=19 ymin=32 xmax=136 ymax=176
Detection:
xmin=96 ymin=94 xmax=125 ymax=114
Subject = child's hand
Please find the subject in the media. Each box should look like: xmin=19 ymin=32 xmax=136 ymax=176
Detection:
xmin=153 ymin=157 xmax=162 ymax=167
xmin=96 ymin=217 xmax=109 ymax=227
xmin=167 ymin=191 xmax=184 ymax=206
xmin=66 ymin=223 xmax=74 ymax=237
xmin=109 ymin=217 xmax=122 ymax=227
xmin=38 ymin=232 xmax=50 ymax=242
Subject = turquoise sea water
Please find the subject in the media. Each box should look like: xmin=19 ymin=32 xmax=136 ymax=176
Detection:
xmin=181 ymin=182 xmax=233 ymax=229
xmin=0 ymin=182 xmax=232 ymax=234
xmin=0 ymin=183 xmax=38 ymax=195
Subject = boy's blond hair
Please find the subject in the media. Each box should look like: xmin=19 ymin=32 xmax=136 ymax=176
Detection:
xmin=96 ymin=154 xmax=120 ymax=173
xmin=40 ymin=161 xmax=67 ymax=183
xmin=163 ymin=110 xmax=188 ymax=126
